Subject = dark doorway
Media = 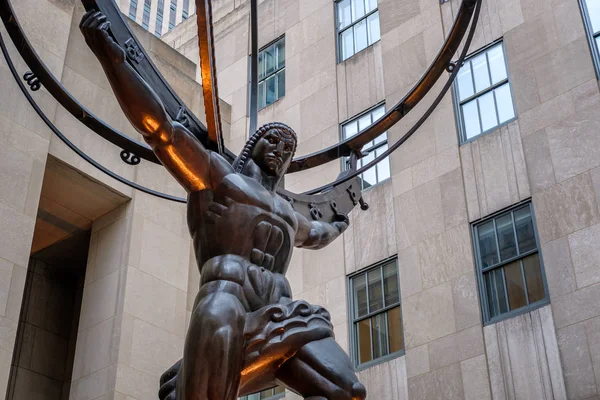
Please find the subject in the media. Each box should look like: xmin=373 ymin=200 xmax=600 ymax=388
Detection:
xmin=6 ymin=231 xmax=90 ymax=400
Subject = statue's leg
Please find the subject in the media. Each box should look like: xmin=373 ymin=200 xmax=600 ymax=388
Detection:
xmin=276 ymin=337 xmax=366 ymax=400
xmin=176 ymin=256 xmax=249 ymax=400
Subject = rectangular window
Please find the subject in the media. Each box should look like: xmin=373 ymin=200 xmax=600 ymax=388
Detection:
xmin=349 ymin=258 xmax=404 ymax=368
xmin=155 ymin=0 xmax=164 ymax=36
xmin=341 ymin=104 xmax=390 ymax=190
xmin=239 ymin=386 xmax=285 ymax=400
xmin=128 ymin=0 xmax=138 ymax=20
xmin=169 ymin=0 xmax=177 ymax=30
xmin=183 ymin=0 xmax=190 ymax=19
xmin=473 ymin=202 xmax=549 ymax=324
xmin=336 ymin=0 xmax=380 ymax=62
xmin=142 ymin=0 xmax=151 ymax=29
xmin=257 ymin=37 xmax=286 ymax=110
xmin=453 ymin=41 xmax=516 ymax=143
xmin=580 ymin=0 xmax=600 ymax=76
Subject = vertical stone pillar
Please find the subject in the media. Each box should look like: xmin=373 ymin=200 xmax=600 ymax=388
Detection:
xmin=69 ymin=190 xmax=192 ymax=400
xmin=0 ymin=0 xmax=75 ymax=393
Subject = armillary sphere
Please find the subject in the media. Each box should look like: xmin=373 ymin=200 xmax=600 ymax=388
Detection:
xmin=0 ymin=0 xmax=482 ymax=225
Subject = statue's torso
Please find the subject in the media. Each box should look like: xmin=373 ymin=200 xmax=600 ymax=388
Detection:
xmin=188 ymin=172 xmax=297 ymax=275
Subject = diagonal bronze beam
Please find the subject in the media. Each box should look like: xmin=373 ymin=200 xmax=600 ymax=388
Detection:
xmin=195 ymin=0 xmax=224 ymax=154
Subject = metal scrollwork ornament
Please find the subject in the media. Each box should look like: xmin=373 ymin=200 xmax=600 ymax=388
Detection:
xmin=23 ymin=71 xmax=40 ymax=91
xmin=124 ymin=38 xmax=144 ymax=63
xmin=120 ymin=149 xmax=141 ymax=165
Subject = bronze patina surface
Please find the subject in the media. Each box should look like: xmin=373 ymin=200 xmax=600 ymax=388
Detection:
xmin=79 ymin=11 xmax=367 ymax=399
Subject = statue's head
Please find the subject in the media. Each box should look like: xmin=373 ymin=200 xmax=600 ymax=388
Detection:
xmin=235 ymin=122 xmax=297 ymax=179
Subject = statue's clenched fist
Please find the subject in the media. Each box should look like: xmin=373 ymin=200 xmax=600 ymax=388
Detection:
xmin=79 ymin=11 xmax=125 ymax=63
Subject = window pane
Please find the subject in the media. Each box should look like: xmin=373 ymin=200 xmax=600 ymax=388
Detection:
xmin=472 ymin=52 xmax=491 ymax=93
xmin=495 ymin=84 xmax=515 ymax=124
xmin=277 ymin=69 xmax=285 ymax=99
xmin=357 ymin=319 xmax=372 ymax=364
xmin=373 ymin=132 xmax=386 ymax=146
xmin=344 ymin=121 xmax=358 ymax=139
xmin=478 ymin=221 xmax=498 ymax=268
xmin=504 ymin=261 xmax=527 ymax=311
xmin=265 ymin=75 xmax=277 ymax=105
xmin=523 ymin=253 xmax=545 ymax=304
xmin=341 ymin=28 xmax=354 ymax=61
xmin=352 ymin=0 xmax=366 ymax=21
xmin=514 ymin=206 xmax=536 ymax=254
xmin=375 ymin=149 xmax=390 ymax=183
xmin=367 ymin=12 xmax=380 ymax=44
xmin=368 ymin=269 xmax=384 ymax=312
xmin=383 ymin=262 xmax=399 ymax=306
xmin=387 ymin=306 xmax=404 ymax=353
xmin=371 ymin=313 xmax=388 ymax=359
xmin=337 ymin=0 xmax=352 ymax=30
xmin=354 ymin=19 xmax=368 ymax=53
xmin=486 ymin=268 xmax=508 ymax=318
xmin=274 ymin=386 xmax=285 ymax=394
xmin=587 ymin=0 xmax=600 ymax=33
xmin=496 ymin=214 xmax=517 ymax=261
xmin=457 ymin=61 xmax=474 ymax=101
xmin=371 ymin=106 xmax=385 ymax=123
xmin=462 ymin=100 xmax=481 ymax=140
xmin=263 ymin=45 xmax=276 ymax=78
xmin=366 ymin=0 xmax=378 ymax=13
xmin=360 ymin=151 xmax=377 ymax=189
xmin=478 ymin=91 xmax=498 ymax=132
xmin=358 ymin=113 xmax=372 ymax=131
xmin=488 ymin=45 xmax=507 ymax=84
xmin=353 ymin=274 xmax=368 ymax=318
xmin=596 ymin=35 xmax=600 ymax=52
xmin=258 ymin=81 xmax=266 ymax=109
xmin=276 ymin=40 xmax=285 ymax=70
xmin=258 ymin=52 xmax=265 ymax=80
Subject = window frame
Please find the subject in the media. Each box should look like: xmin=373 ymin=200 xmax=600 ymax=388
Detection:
xmin=471 ymin=200 xmax=550 ymax=326
xmin=169 ymin=0 xmax=177 ymax=30
xmin=347 ymin=256 xmax=405 ymax=370
xmin=255 ymin=36 xmax=286 ymax=111
xmin=239 ymin=386 xmax=285 ymax=400
xmin=579 ymin=0 xmax=600 ymax=78
xmin=155 ymin=0 xmax=164 ymax=36
xmin=340 ymin=102 xmax=390 ymax=191
xmin=128 ymin=0 xmax=138 ymax=20
xmin=142 ymin=0 xmax=151 ymax=29
xmin=452 ymin=39 xmax=517 ymax=145
xmin=334 ymin=0 xmax=381 ymax=63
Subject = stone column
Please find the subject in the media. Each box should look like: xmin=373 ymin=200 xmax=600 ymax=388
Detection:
xmin=0 ymin=0 xmax=76 ymax=393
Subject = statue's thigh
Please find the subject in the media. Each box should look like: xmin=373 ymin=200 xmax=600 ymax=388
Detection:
xmin=276 ymin=338 xmax=366 ymax=400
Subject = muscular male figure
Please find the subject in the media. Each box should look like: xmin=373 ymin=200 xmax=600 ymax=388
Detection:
xmin=80 ymin=11 xmax=367 ymax=400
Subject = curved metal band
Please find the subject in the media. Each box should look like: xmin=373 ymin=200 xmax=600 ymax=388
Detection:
xmin=0 ymin=30 xmax=188 ymax=203
xmin=287 ymin=0 xmax=478 ymax=174
xmin=0 ymin=0 xmax=162 ymax=164
xmin=303 ymin=0 xmax=482 ymax=195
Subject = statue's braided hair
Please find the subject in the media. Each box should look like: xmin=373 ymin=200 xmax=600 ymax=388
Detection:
xmin=234 ymin=122 xmax=298 ymax=173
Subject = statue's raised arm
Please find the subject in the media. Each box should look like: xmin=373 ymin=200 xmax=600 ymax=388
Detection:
xmin=80 ymin=11 xmax=230 ymax=193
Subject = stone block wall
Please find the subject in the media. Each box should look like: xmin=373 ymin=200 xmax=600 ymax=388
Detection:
xmin=2 ymin=0 xmax=600 ymax=399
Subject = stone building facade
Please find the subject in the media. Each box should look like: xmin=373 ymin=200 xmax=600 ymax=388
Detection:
xmin=118 ymin=0 xmax=195 ymax=37
xmin=1 ymin=0 xmax=600 ymax=399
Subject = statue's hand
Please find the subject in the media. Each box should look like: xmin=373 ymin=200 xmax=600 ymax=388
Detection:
xmin=158 ymin=359 xmax=181 ymax=400
xmin=79 ymin=11 xmax=125 ymax=64
xmin=332 ymin=212 xmax=350 ymax=233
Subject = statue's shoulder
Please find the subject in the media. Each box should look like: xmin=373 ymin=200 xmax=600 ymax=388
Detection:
xmin=209 ymin=151 xmax=235 ymax=183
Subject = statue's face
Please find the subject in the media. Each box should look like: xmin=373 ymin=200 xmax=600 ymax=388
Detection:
xmin=251 ymin=129 xmax=296 ymax=178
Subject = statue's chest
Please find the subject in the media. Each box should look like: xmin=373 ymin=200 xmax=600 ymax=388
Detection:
xmin=215 ymin=174 xmax=295 ymax=227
